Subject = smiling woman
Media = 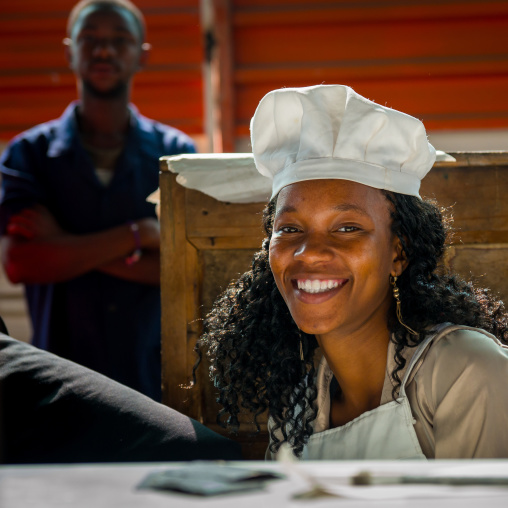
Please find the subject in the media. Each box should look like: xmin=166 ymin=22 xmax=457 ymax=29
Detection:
xmin=196 ymin=85 xmax=508 ymax=460
xmin=269 ymin=180 xmax=399 ymax=341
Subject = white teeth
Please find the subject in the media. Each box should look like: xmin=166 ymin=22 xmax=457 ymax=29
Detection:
xmin=297 ymin=279 xmax=341 ymax=294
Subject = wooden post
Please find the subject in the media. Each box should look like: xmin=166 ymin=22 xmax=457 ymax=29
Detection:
xmin=214 ymin=0 xmax=235 ymax=152
xmin=160 ymin=169 xmax=201 ymax=418
xmin=203 ymin=0 xmax=235 ymax=153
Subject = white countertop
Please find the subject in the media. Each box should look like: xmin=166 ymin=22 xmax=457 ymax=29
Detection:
xmin=2 ymin=460 xmax=508 ymax=508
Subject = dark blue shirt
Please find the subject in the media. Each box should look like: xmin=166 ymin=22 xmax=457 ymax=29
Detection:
xmin=0 ymin=102 xmax=196 ymax=401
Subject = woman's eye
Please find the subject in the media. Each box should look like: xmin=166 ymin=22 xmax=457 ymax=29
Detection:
xmin=337 ymin=225 xmax=359 ymax=232
xmin=278 ymin=226 xmax=300 ymax=233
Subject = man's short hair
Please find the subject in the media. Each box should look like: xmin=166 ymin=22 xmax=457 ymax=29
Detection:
xmin=67 ymin=0 xmax=146 ymax=42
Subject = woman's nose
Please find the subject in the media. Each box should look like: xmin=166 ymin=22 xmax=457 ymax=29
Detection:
xmin=293 ymin=233 xmax=334 ymax=264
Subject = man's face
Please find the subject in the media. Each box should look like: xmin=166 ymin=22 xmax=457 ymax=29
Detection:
xmin=67 ymin=6 xmax=146 ymax=98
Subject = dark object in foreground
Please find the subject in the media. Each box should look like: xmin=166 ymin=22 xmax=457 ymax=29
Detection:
xmin=0 ymin=335 xmax=242 ymax=464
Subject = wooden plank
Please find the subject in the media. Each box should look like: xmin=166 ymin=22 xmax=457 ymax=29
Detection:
xmin=182 ymin=240 xmax=203 ymax=420
xmin=187 ymin=226 xmax=264 ymax=238
xmin=213 ymin=0 xmax=236 ymax=152
xmin=160 ymin=171 xmax=195 ymax=414
xmin=185 ymin=187 xmax=265 ymax=236
xmin=189 ymin=236 xmax=263 ymax=250
xmin=188 ymin=217 xmax=508 ymax=251
xmin=421 ymin=164 xmax=508 ymax=240
xmin=166 ymin=153 xmax=508 ymax=248
xmin=434 ymin=152 xmax=508 ymax=167
xmin=453 ymin=231 xmax=508 ymax=244
xmin=198 ymin=248 xmax=269 ymax=458
xmin=445 ymin=244 xmax=508 ymax=303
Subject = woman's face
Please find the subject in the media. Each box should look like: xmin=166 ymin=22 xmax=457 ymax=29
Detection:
xmin=269 ymin=179 xmax=405 ymax=340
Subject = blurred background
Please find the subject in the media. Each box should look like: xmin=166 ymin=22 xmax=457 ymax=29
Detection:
xmin=1 ymin=0 xmax=507 ymax=341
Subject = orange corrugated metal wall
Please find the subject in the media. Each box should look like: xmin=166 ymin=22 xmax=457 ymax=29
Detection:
xmin=0 ymin=0 xmax=203 ymax=143
xmin=1 ymin=0 xmax=508 ymax=148
xmin=229 ymin=0 xmax=508 ymax=147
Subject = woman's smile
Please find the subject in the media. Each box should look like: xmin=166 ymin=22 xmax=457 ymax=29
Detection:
xmin=296 ymin=278 xmax=346 ymax=293
xmin=292 ymin=278 xmax=349 ymax=305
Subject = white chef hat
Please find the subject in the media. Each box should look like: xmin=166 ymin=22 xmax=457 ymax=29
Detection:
xmin=250 ymin=84 xmax=436 ymax=199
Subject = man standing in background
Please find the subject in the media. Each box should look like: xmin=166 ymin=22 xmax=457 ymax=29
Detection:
xmin=0 ymin=0 xmax=196 ymax=401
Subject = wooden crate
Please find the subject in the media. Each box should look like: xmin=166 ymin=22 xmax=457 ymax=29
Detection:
xmin=159 ymin=151 xmax=508 ymax=459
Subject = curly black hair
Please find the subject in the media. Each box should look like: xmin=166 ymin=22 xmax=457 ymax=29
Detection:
xmin=196 ymin=191 xmax=508 ymax=457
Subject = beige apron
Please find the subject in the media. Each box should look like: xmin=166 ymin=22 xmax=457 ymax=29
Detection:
xmin=302 ymin=324 xmax=455 ymax=460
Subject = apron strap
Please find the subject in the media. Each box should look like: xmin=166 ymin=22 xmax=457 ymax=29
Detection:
xmin=398 ymin=323 xmax=458 ymax=396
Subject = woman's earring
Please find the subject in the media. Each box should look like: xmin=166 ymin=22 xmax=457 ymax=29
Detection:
xmin=390 ymin=275 xmax=418 ymax=336
xmin=299 ymin=339 xmax=305 ymax=362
